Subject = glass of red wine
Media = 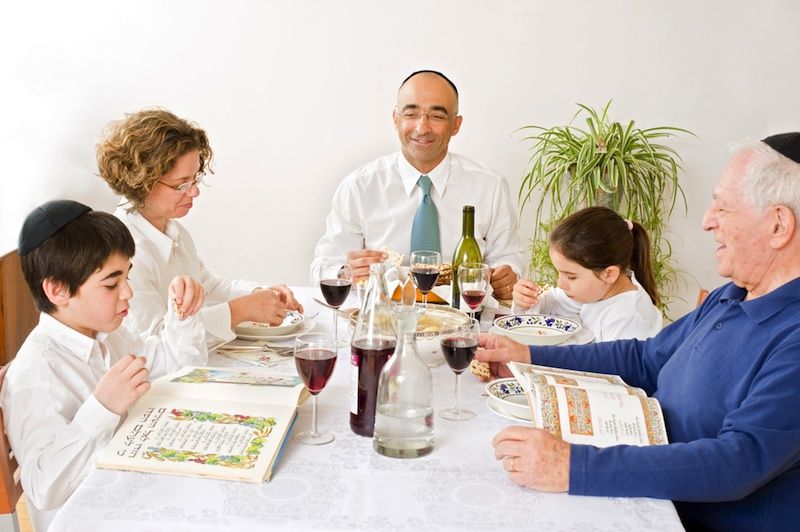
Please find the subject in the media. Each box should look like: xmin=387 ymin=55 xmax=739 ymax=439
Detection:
xmin=409 ymin=250 xmax=441 ymax=307
xmin=439 ymin=318 xmax=480 ymax=421
xmin=294 ymin=333 xmax=338 ymax=444
xmin=457 ymin=262 xmax=490 ymax=320
xmin=319 ymin=263 xmax=353 ymax=348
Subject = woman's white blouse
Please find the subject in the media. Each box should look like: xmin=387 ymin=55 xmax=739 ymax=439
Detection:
xmin=116 ymin=208 xmax=260 ymax=344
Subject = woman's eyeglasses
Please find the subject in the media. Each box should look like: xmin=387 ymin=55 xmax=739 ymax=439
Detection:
xmin=157 ymin=174 xmax=205 ymax=193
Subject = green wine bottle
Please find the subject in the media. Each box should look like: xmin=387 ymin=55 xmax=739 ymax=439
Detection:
xmin=451 ymin=205 xmax=482 ymax=309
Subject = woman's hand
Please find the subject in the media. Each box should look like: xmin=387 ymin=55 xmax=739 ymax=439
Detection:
xmin=475 ymin=333 xmax=530 ymax=379
xmin=168 ymin=276 xmax=205 ymax=319
xmin=268 ymin=284 xmax=304 ymax=313
xmin=493 ymin=426 xmax=570 ymax=492
xmin=229 ymin=289 xmax=287 ymax=326
xmin=513 ymin=279 xmax=542 ymax=310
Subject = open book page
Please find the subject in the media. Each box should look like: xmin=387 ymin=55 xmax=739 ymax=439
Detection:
xmin=507 ymin=362 xmax=668 ymax=447
xmin=97 ymin=366 xmax=309 ymax=482
xmin=507 ymin=362 xmax=646 ymax=397
xmin=149 ymin=366 xmax=309 ymax=406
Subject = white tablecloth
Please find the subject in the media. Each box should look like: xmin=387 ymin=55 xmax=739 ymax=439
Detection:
xmin=49 ymin=287 xmax=683 ymax=532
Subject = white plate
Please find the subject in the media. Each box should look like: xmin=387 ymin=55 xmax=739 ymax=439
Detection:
xmin=569 ymin=326 xmax=594 ymax=345
xmin=485 ymin=398 xmax=534 ymax=425
xmin=235 ymin=310 xmax=305 ymax=337
xmin=235 ymin=319 xmax=316 ymax=341
xmin=485 ymin=378 xmax=532 ymax=420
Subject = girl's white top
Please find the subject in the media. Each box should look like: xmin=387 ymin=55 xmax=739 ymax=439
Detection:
xmin=512 ymin=275 xmax=662 ymax=342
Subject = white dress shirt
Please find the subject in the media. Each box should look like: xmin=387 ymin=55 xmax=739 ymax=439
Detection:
xmin=116 ymin=207 xmax=260 ymax=345
xmin=310 ymin=152 xmax=526 ymax=281
xmin=0 ymin=310 xmax=206 ymax=532
xmin=512 ymin=276 xmax=663 ymax=341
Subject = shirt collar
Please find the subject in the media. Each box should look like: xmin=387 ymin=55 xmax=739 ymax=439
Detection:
xmin=397 ymin=152 xmax=451 ymax=198
xmin=123 ymin=209 xmax=180 ymax=263
xmin=37 ymin=312 xmax=100 ymax=363
xmin=719 ymin=276 xmax=800 ymax=323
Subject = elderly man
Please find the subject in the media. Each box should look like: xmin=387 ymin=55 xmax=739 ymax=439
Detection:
xmin=476 ymin=133 xmax=800 ymax=531
xmin=310 ymin=70 xmax=525 ymax=300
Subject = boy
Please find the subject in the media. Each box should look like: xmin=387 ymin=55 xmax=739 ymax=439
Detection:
xmin=0 ymin=200 xmax=207 ymax=531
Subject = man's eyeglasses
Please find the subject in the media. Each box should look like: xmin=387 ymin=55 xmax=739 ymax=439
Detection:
xmin=157 ymin=174 xmax=205 ymax=194
xmin=397 ymin=109 xmax=452 ymax=124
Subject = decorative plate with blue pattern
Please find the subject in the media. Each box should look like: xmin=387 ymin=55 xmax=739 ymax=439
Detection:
xmin=492 ymin=314 xmax=581 ymax=346
xmin=485 ymin=378 xmax=532 ymax=420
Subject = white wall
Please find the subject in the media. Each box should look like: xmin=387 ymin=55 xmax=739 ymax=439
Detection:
xmin=2 ymin=0 xmax=799 ymax=319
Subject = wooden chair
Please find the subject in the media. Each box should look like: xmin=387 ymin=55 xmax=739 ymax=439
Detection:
xmin=0 ymin=250 xmax=36 ymax=531
xmin=696 ymin=288 xmax=710 ymax=308
xmin=0 ymin=363 xmax=22 ymax=532
xmin=0 ymin=250 xmax=38 ymax=366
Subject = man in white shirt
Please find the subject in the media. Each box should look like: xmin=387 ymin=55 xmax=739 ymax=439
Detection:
xmin=311 ymin=70 xmax=525 ymax=301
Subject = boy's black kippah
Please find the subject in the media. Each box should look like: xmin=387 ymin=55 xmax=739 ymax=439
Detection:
xmin=763 ymin=132 xmax=800 ymax=165
xmin=18 ymin=200 xmax=92 ymax=255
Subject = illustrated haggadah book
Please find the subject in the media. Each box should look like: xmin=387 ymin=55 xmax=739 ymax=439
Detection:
xmin=507 ymin=362 xmax=668 ymax=447
xmin=97 ymin=367 xmax=309 ymax=483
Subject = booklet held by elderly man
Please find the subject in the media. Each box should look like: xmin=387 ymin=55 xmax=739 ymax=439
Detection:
xmin=507 ymin=362 xmax=668 ymax=447
xmin=96 ymin=366 xmax=310 ymax=482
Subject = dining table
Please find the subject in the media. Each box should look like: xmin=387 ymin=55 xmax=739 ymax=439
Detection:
xmin=48 ymin=286 xmax=684 ymax=532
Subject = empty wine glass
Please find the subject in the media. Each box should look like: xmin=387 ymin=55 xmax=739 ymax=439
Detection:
xmin=409 ymin=250 xmax=441 ymax=307
xmin=294 ymin=333 xmax=338 ymax=444
xmin=439 ymin=318 xmax=479 ymax=421
xmin=457 ymin=262 xmax=490 ymax=319
xmin=318 ymin=263 xmax=352 ymax=348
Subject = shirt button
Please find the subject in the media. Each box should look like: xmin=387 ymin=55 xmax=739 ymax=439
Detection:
xmin=715 ymin=322 xmax=724 ymax=330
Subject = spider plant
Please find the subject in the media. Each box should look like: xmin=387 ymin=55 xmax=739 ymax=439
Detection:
xmin=518 ymin=101 xmax=694 ymax=312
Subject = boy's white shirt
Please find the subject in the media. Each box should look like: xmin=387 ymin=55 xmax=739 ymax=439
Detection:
xmin=512 ymin=275 xmax=663 ymax=341
xmin=0 ymin=306 xmax=206 ymax=532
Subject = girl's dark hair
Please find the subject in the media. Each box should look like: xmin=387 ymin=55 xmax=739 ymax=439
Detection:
xmin=549 ymin=206 xmax=660 ymax=306
xmin=20 ymin=211 xmax=136 ymax=313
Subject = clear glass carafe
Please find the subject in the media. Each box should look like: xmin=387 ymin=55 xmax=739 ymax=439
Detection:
xmin=350 ymin=262 xmax=397 ymax=437
xmin=373 ymin=306 xmax=434 ymax=458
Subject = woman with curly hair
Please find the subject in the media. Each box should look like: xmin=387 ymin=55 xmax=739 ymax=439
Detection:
xmin=97 ymin=108 xmax=302 ymax=345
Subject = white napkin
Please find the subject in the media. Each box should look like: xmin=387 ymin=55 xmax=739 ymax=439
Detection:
xmin=383 ymin=265 xmax=408 ymax=299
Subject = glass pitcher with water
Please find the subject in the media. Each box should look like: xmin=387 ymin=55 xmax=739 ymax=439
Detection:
xmin=373 ymin=306 xmax=434 ymax=458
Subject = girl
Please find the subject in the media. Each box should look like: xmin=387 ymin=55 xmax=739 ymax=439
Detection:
xmin=512 ymin=206 xmax=662 ymax=341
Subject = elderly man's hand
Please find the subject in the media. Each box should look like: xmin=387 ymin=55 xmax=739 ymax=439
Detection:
xmin=475 ymin=333 xmax=529 ymax=379
xmin=493 ymin=426 xmax=570 ymax=492
xmin=347 ymin=249 xmax=387 ymax=283
xmin=490 ymin=265 xmax=518 ymax=301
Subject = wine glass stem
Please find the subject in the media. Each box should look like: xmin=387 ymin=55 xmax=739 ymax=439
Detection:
xmin=422 ymin=292 xmax=427 ymax=308
xmin=310 ymin=395 xmax=319 ymax=436
xmin=454 ymin=372 xmax=462 ymax=412
xmin=332 ymin=310 xmax=339 ymax=347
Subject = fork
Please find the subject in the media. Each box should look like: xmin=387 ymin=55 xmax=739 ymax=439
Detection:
xmin=216 ymin=344 xmax=294 ymax=355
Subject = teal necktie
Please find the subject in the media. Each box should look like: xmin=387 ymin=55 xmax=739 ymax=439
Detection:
xmin=410 ymin=175 xmax=440 ymax=253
